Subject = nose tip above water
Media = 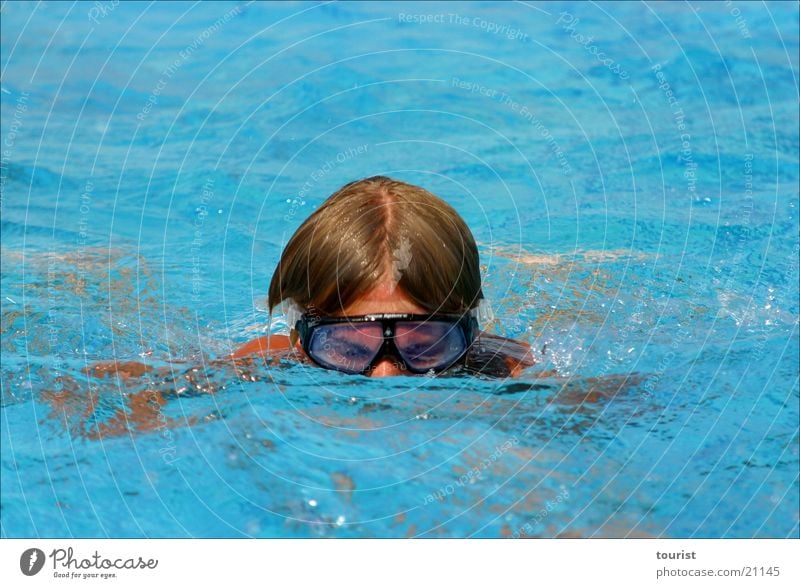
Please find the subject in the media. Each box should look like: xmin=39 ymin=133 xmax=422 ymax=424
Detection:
xmin=367 ymin=357 xmax=408 ymax=377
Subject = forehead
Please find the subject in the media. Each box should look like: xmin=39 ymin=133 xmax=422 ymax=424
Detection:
xmin=339 ymin=280 xmax=426 ymax=315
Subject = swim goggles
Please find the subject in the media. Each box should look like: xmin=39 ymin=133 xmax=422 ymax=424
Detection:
xmin=294 ymin=311 xmax=479 ymax=375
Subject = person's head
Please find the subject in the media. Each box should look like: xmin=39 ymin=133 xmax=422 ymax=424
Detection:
xmin=268 ymin=175 xmax=484 ymax=376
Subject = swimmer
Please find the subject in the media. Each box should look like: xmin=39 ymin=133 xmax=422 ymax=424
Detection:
xmin=232 ymin=176 xmax=535 ymax=377
xmin=63 ymin=179 xmax=649 ymax=442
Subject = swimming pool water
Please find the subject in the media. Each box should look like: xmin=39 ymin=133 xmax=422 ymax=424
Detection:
xmin=1 ymin=1 xmax=798 ymax=538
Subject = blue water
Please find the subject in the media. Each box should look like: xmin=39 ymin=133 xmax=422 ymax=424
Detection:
xmin=1 ymin=1 xmax=798 ymax=538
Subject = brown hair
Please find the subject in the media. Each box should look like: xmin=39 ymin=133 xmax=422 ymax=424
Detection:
xmin=268 ymin=176 xmax=483 ymax=316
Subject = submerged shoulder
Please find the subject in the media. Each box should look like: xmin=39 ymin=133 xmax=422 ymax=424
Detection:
xmin=465 ymin=332 xmax=536 ymax=378
xmin=231 ymin=334 xmax=294 ymax=359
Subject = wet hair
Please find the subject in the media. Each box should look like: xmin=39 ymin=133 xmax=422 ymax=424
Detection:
xmin=268 ymin=176 xmax=484 ymax=316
